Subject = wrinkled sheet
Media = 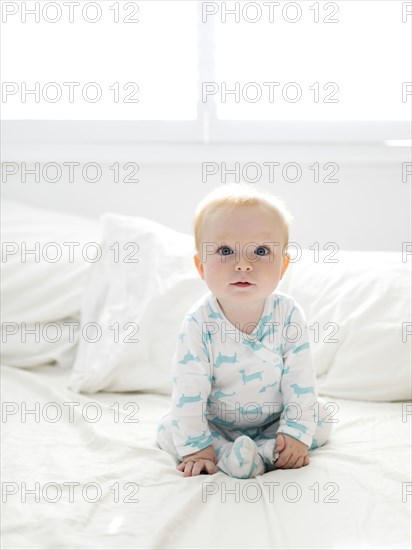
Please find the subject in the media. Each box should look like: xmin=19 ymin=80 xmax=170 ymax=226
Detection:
xmin=1 ymin=364 xmax=411 ymax=550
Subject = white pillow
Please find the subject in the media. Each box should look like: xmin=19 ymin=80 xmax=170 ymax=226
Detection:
xmin=1 ymin=319 xmax=81 ymax=369
xmin=278 ymin=249 xmax=411 ymax=401
xmin=68 ymin=213 xmax=208 ymax=394
xmin=69 ymin=211 xmax=411 ymax=402
xmin=1 ymin=200 xmax=100 ymax=368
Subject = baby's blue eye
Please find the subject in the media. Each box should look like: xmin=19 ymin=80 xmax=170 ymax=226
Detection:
xmin=218 ymin=246 xmax=233 ymax=256
xmin=256 ymin=247 xmax=269 ymax=256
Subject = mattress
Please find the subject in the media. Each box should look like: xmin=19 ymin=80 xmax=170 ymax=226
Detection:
xmin=1 ymin=364 xmax=411 ymax=550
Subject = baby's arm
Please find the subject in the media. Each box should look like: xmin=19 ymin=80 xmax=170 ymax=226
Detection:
xmin=169 ymin=314 xmax=214 ymax=471
xmin=278 ymin=300 xmax=319 ymax=452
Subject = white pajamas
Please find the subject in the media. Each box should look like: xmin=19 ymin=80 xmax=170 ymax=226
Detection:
xmin=157 ymin=290 xmax=333 ymax=465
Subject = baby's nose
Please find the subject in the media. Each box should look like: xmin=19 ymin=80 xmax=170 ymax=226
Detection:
xmin=235 ymin=259 xmax=253 ymax=271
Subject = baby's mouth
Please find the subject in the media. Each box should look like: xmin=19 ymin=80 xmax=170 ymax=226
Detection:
xmin=231 ymin=282 xmax=253 ymax=287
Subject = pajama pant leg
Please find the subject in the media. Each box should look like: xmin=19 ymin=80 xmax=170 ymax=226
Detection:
xmin=308 ymin=397 xmax=335 ymax=450
xmin=157 ymin=398 xmax=334 ymax=467
xmin=156 ymin=413 xmax=180 ymax=460
xmin=253 ymin=397 xmax=334 ymax=464
xmin=157 ymin=412 xmax=244 ymax=462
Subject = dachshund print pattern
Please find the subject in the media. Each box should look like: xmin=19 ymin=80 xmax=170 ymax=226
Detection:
xmin=166 ymin=290 xmax=319 ymax=456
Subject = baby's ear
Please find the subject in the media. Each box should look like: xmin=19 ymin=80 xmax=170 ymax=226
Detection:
xmin=193 ymin=254 xmax=205 ymax=279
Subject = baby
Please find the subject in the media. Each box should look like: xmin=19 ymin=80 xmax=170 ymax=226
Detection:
xmin=157 ymin=183 xmax=333 ymax=478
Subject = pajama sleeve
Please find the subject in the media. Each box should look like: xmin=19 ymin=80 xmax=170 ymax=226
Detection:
xmin=277 ymin=300 xmax=319 ymax=448
xmin=170 ymin=314 xmax=214 ymax=458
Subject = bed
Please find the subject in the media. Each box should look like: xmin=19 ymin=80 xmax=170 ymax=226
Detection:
xmin=1 ymin=200 xmax=411 ymax=550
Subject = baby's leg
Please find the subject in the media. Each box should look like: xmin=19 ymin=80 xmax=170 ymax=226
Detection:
xmin=254 ymin=420 xmax=281 ymax=468
xmin=253 ymin=398 xmax=335 ymax=468
xmin=309 ymin=397 xmax=335 ymax=450
xmin=156 ymin=413 xmax=240 ymax=462
xmin=156 ymin=413 xmax=181 ymax=461
xmin=216 ymin=434 xmax=266 ymax=478
xmin=157 ymin=414 xmax=265 ymax=478
xmin=210 ymin=423 xmax=266 ymax=478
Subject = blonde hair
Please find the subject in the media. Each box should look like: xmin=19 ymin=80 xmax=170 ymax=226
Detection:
xmin=193 ymin=183 xmax=294 ymax=256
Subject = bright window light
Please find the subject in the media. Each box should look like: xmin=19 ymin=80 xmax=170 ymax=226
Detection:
xmin=1 ymin=1 xmax=198 ymax=120
xmin=214 ymin=1 xmax=411 ymax=121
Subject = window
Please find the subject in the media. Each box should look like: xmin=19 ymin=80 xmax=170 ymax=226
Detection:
xmin=1 ymin=0 xmax=410 ymax=143
xmin=1 ymin=1 xmax=198 ymax=120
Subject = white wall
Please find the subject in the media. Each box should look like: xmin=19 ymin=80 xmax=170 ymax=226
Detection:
xmin=1 ymin=146 xmax=410 ymax=252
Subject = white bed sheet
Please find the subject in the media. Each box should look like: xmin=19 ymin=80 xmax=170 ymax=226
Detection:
xmin=1 ymin=364 xmax=411 ymax=550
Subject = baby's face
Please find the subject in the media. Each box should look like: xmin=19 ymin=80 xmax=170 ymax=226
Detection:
xmin=194 ymin=205 xmax=290 ymax=308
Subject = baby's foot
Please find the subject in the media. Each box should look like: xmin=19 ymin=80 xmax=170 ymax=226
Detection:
xmin=217 ymin=435 xmax=265 ymax=479
xmin=257 ymin=433 xmax=287 ymax=466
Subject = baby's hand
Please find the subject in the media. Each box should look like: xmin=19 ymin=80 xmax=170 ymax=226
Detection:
xmin=274 ymin=433 xmax=310 ymax=469
xmin=177 ymin=445 xmax=217 ymax=477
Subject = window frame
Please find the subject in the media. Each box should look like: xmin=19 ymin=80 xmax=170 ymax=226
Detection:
xmin=2 ymin=1 xmax=410 ymax=147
